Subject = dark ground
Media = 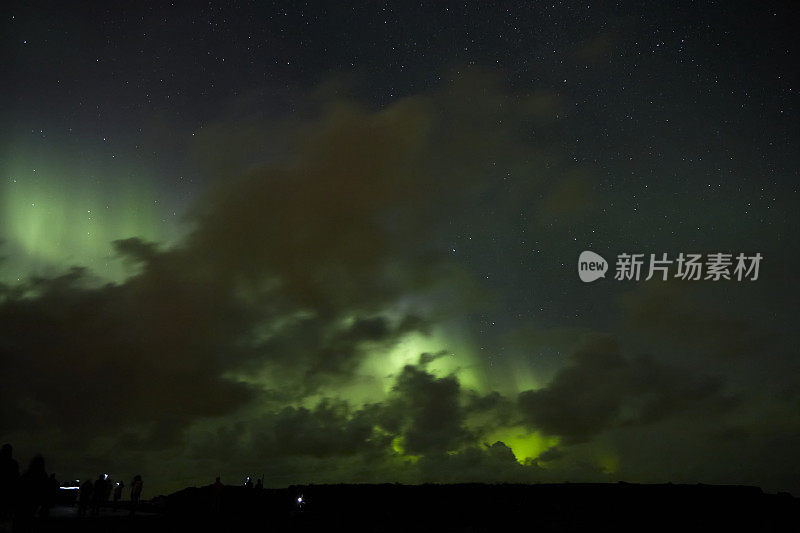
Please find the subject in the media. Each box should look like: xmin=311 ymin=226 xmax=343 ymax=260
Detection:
xmin=5 ymin=482 xmax=798 ymax=532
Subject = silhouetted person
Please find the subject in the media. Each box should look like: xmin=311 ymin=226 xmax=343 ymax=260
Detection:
xmin=40 ymin=473 xmax=59 ymax=517
xmin=255 ymin=478 xmax=263 ymax=491
xmin=91 ymin=474 xmax=107 ymax=516
xmin=78 ymin=479 xmax=93 ymax=517
xmin=0 ymin=444 xmax=19 ymax=520
xmin=211 ymin=477 xmax=223 ymax=515
xmin=112 ymin=481 xmax=124 ymax=511
xmin=102 ymin=476 xmax=111 ymax=503
xmin=14 ymin=455 xmax=48 ymax=532
xmin=129 ymin=475 xmax=143 ymax=515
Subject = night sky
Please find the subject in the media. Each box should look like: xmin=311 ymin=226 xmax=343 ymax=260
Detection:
xmin=1 ymin=1 xmax=798 ymax=496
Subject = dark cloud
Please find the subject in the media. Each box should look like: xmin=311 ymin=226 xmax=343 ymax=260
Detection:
xmin=312 ymin=315 xmax=430 ymax=375
xmin=113 ymin=237 xmax=162 ymax=265
xmin=388 ymin=365 xmax=471 ymax=455
xmin=518 ymin=337 xmax=739 ymax=443
xmin=417 ymin=350 xmax=451 ymax=367
xmin=0 ymin=256 xmax=256 ymax=447
xmin=264 ymin=401 xmax=380 ymax=459
xmin=617 ymin=281 xmax=768 ymax=361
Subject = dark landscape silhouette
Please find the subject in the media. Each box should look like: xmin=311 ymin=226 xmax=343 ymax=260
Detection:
xmin=1 ymin=444 xmax=797 ymax=532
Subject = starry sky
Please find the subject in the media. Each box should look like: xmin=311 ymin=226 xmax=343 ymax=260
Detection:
xmin=1 ymin=1 xmax=798 ymax=496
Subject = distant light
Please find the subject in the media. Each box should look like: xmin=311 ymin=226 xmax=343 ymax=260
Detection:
xmin=104 ymin=474 xmax=108 ymax=480
xmin=297 ymin=496 xmax=303 ymax=504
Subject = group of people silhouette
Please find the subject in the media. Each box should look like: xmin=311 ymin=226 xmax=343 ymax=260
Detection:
xmin=0 ymin=442 xmax=144 ymax=529
xmin=0 ymin=445 xmax=58 ymax=531
xmin=2 ymin=442 xmax=281 ymax=528
xmin=241 ymin=476 xmax=264 ymax=490
xmin=77 ymin=473 xmax=142 ymax=517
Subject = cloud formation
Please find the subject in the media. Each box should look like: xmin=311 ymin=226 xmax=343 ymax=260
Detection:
xmin=1 ymin=70 xmax=797 ymax=496
xmin=518 ymin=337 xmax=738 ymax=443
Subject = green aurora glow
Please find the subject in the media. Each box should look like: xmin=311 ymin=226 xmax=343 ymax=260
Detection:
xmin=1 ymin=145 xmax=183 ymax=283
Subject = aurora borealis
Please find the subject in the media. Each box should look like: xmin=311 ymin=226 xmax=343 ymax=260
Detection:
xmin=1 ymin=2 xmax=799 ymax=498
xmin=2 ymin=144 xmax=180 ymax=283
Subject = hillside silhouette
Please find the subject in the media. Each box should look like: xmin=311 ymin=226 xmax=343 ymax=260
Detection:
xmin=8 ymin=481 xmax=797 ymax=532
